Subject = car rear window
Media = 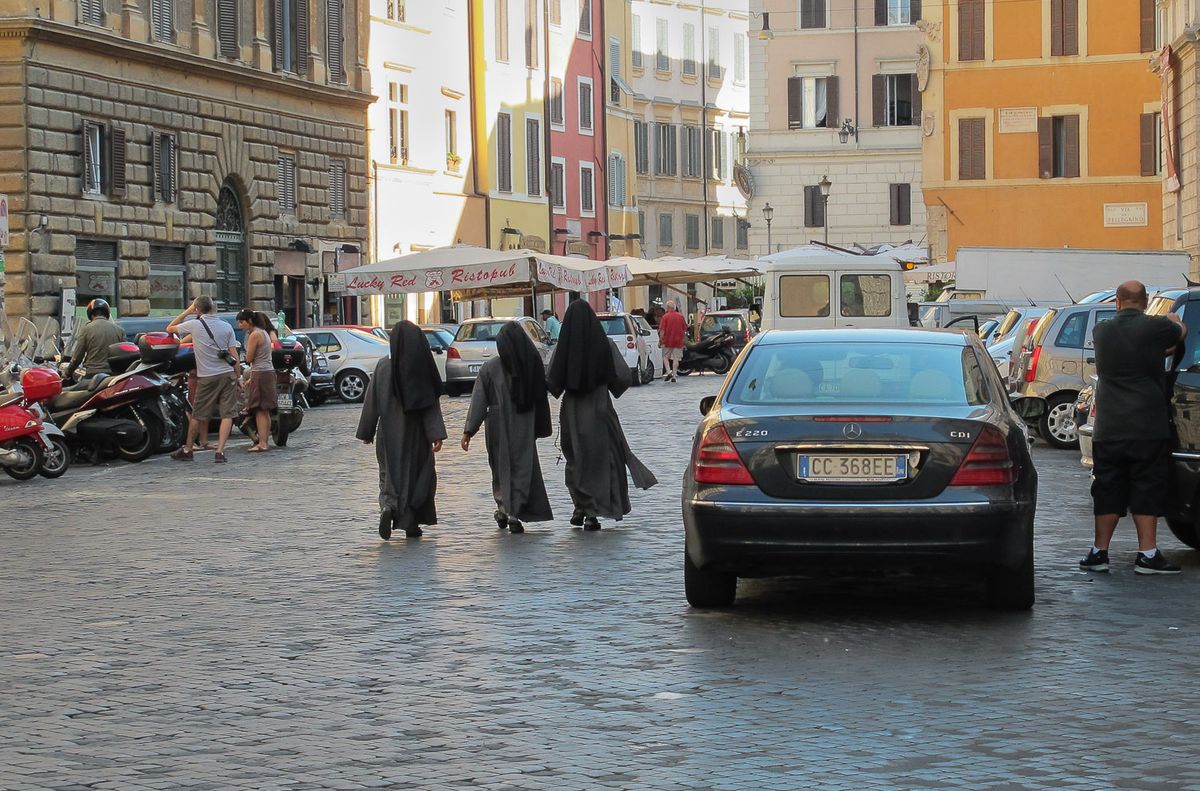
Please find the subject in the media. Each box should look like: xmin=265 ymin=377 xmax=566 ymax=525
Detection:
xmin=456 ymin=322 xmax=509 ymax=342
xmin=348 ymin=329 xmax=388 ymax=345
xmin=1029 ymin=309 xmax=1059 ymax=348
xmin=701 ymin=314 xmax=745 ymax=334
xmin=599 ymin=317 xmax=628 ymax=336
xmin=994 ymin=310 xmax=1023 ymax=341
xmin=726 ymin=342 xmax=988 ymax=406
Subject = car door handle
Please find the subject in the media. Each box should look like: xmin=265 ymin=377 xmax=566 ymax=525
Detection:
xmin=328 ymin=354 xmax=342 ymax=360
xmin=1086 ymin=357 xmax=1095 ymax=364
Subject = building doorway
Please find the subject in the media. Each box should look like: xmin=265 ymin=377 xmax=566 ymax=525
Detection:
xmin=215 ymin=182 xmax=246 ymax=311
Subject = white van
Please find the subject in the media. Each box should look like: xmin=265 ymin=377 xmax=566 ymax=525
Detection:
xmin=758 ymin=258 xmax=909 ymax=331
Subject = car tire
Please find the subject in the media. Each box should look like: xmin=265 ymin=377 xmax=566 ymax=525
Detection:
xmin=1166 ymin=516 xmax=1200 ymax=550
xmin=308 ymin=391 xmax=327 ymax=407
xmin=985 ymin=549 xmax=1035 ymax=611
xmin=641 ymin=358 xmax=655 ymax=385
xmin=1038 ymin=392 xmax=1079 ymax=450
xmin=337 ymin=371 xmax=368 ymax=403
xmin=684 ymin=551 xmax=736 ymax=608
xmin=630 ymin=366 xmax=641 ymax=387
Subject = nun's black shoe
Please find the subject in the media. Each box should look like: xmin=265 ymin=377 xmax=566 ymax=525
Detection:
xmin=405 ymin=527 xmax=424 ymax=538
xmin=570 ymin=509 xmax=585 ymax=527
xmin=378 ymin=509 xmax=393 ymax=540
xmin=494 ymin=510 xmax=508 ymax=529
xmin=583 ymin=517 xmax=601 ymax=531
xmin=508 ymin=519 xmax=525 ymax=534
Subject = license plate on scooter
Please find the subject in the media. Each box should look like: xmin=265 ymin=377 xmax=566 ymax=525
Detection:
xmin=277 ymin=395 xmax=293 ymax=410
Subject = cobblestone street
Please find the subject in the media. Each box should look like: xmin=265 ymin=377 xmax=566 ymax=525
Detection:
xmin=3 ymin=375 xmax=1200 ymax=790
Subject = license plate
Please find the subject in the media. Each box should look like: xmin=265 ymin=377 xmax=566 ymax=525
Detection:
xmin=469 ymin=364 xmax=482 ymax=374
xmin=797 ymin=454 xmax=907 ymax=483
xmin=277 ymin=395 xmax=293 ymax=410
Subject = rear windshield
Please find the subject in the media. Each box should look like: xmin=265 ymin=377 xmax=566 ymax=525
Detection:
xmin=599 ymin=317 xmax=628 ymax=336
xmin=994 ymin=310 xmax=1023 ymax=341
xmin=1148 ymin=295 xmax=1184 ymax=317
xmin=726 ymin=342 xmax=988 ymax=406
xmin=1029 ymin=309 xmax=1060 ymax=348
xmin=702 ymin=314 xmax=745 ymax=334
xmin=349 ymin=329 xmax=388 ymax=345
xmin=456 ymin=322 xmax=510 ymax=342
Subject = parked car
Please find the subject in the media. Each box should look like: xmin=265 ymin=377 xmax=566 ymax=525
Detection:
xmin=445 ymin=317 xmax=552 ymax=396
xmin=700 ymin=309 xmax=758 ymax=358
xmin=1075 ymin=378 xmax=1096 ymax=469
xmin=597 ymin=312 xmax=657 ymax=386
xmin=321 ymin=324 xmax=389 ymax=342
xmin=1010 ymin=303 xmax=1118 ymax=449
xmin=987 ymin=307 xmax=1049 ymax=380
xmin=634 ymin=314 xmax=663 ymax=381
xmin=421 ymin=325 xmax=456 ymax=384
xmin=293 ymin=327 xmax=390 ymax=403
xmin=682 ymin=327 xmax=1042 ymax=610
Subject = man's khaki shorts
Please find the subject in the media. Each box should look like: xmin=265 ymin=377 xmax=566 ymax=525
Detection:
xmin=193 ymin=374 xmax=239 ymax=421
xmin=663 ymin=346 xmax=683 ymax=363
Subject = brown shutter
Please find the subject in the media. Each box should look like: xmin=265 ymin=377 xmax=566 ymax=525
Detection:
xmin=889 ymin=184 xmax=901 ymax=225
xmin=1141 ymin=0 xmax=1157 ymax=52
xmin=910 ymin=74 xmax=921 ymax=124
xmin=959 ymin=118 xmax=985 ymax=180
xmin=218 ymin=0 xmax=238 ymax=57
xmin=1050 ymin=0 xmax=1063 ymax=56
xmin=787 ymin=77 xmax=803 ymax=129
xmin=272 ymin=0 xmax=283 ymax=70
xmin=110 ymin=126 xmax=127 ymax=197
xmin=1141 ymin=112 xmax=1158 ymax=176
xmin=972 ymin=119 xmax=985 ymax=179
xmin=803 ymin=186 xmax=815 ymax=228
xmin=872 ymin=74 xmax=886 ymax=127
xmin=1062 ymin=0 xmax=1078 ymax=56
xmin=900 ymin=184 xmax=911 ymax=224
xmin=875 ymin=0 xmax=887 ymax=26
xmin=825 ymin=76 xmax=840 ymax=128
xmin=959 ymin=0 xmax=983 ymax=61
xmin=1063 ymin=114 xmax=1080 ymax=178
xmin=166 ymin=134 xmax=178 ymax=202
xmin=911 ymin=0 xmax=921 ymax=22
xmin=81 ymin=123 xmax=95 ymax=193
xmin=1037 ymin=116 xmax=1053 ymax=179
xmin=296 ymin=0 xmax=310 ymax=76
xmin=152 ymin=131 xmax=163 ymax=199
xmin=327 ymin=0 xmax=345 ymax=82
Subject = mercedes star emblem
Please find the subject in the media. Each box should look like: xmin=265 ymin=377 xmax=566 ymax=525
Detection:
xmin=842 ymin=423 xmax=863 ymax=440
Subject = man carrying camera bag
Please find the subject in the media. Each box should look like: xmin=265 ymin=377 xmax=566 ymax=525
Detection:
xmin=167 ymin=296 xmax=241 ymax=463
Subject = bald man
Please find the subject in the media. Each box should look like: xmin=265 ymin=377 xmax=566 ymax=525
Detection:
xmin=1080 ymin=280 xmax=1187 ymax=575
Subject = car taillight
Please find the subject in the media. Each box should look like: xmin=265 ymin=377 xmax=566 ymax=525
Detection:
xmin=693 ymin=424 xmax=755 ymax=485
xmin=447 ymin=346 xmax=461 ymax=359
xmin=744 ymin=328 xmax=750 ymax=344
xmin=1024 ymin=345 xmax=1042 ymax=383
xmin=627 ymin=335 xmax=636 ymax=350
xmin=950 ymin=427 xmax=1015 ymax=486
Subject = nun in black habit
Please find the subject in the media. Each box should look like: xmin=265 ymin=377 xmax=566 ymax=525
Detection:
xmin=547 ymin=300 xmax=657 ymax=530
xmin=461 ymin=322 xmax=554 ymax=533
xmin=357 ymin=320 xmax=448 ymax=539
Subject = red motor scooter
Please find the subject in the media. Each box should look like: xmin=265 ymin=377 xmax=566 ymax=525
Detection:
xmin=0 ymin=368 xmax=63 ymax=481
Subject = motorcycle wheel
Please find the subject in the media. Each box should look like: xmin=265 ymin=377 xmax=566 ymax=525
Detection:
xmin=3 ymin=437 xmax=44 ymax=481
xmin=710 ymin=353 xmax=732 ymax=376
xmin=38 ymin=436 xmax=72 ymax=479
xmin=114 ymin=408 xmax=162 ymax=463
xmin=272 ymin=420 xmax=291 ymax=447
xmin=158 ymin=402 xmax=188 ymax=453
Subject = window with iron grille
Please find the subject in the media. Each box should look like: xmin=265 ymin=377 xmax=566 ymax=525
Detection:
xmin=278 ymin=153 xmax=297 ymax=215
xmin=151 ymin=0 xmax=175 ymax=42
xmin=329 ymin=160 xmax=347 ymax=220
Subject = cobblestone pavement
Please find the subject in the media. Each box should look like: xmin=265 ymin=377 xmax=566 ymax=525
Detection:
xmin=3 ymin=374 xmax=1200 ymax=790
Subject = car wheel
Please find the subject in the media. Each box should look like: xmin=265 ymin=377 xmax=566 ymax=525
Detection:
xmin=641 ymin=358 xmax=654 ymax=385
xmin=308 ymin=391 xmax=327 ymax=407
xmin=684 ymin=551 xmax=736 ymax=608
xmin=1038 ymin=393 xmax=1079 ymax=450
xmin=38 ymin=436 xmax=72 ymax=479
xmin=985 ymin=548 xmax=1034 ymax=611
xmin=630 ymin=366 xmax=641 ymax=387
xmin=444 ymin=383 xmax=463 ymax=397
xmin=337 ymin=371 xmax=368 ymax=403
xmin=1166 ymin=516 xmax=1200 ymax=550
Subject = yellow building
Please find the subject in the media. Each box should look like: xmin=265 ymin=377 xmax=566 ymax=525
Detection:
xmin=921 ymin=0 xmax=1162 ymax=262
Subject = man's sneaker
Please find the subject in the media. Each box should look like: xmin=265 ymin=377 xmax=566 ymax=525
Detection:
xmin=1135 ymin=551 xmax=1182 ymax=575
xmin=1079 ymin=548 xmax=1109 ymax=572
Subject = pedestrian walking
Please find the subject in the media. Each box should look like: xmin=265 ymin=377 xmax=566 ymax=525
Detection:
xmin=356 ymin=320 xmax=448 ymax=540
xmin=541 ymin=309 xmax=561 ymax=342
xmin=658 ymin=300 xmax=687 ymax=382
xmin=237 ymin=309 xmax=276 ymax=453
xmin=547 ymin=300 xmax=657 ymax=530
xmin=461 ymin=322 xmax=554 ymax=534
xmin=167 ymin=296 xmax=240 ymax=463
xmin=64 ymin=299 xmax=124 ymax=381
xmin=1080 ymin=280 xmax=1187 ymax=575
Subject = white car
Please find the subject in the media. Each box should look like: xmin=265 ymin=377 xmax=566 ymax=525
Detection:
xmin=597 ymin=312 xmax=658 ymax=386
xmin=294 ymin=327 xmax=390 ymax=403
xmin=986 ymin=335 xmax=1016 ymax=380
xmin=421 ymin=325 xmax=455 ymax=384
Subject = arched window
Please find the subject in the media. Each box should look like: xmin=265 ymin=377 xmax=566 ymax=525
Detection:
xmin=214 ymin=182 xmax=246 ymax=310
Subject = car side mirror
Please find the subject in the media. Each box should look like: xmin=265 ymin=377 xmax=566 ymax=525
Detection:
xmin=699 ymin=395 xmax=716 ymax=416
xmin=1010 ymin=396 xmax=1046 ymax=420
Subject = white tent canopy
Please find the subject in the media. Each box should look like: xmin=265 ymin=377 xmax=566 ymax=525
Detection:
xmin=336 ymin=246 xmax=630 ymax=296
xmin=612 ymin=255 xmax=763 ymax=287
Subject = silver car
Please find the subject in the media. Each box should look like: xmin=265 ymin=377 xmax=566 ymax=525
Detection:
xmin=445 ymin=317 xmax=553 ymax=396
xmin=294 ymin=327 xmax=390 ymax=403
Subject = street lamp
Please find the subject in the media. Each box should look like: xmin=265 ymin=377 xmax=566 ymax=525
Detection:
xmin=838 ymin=119 xmax=857 ymax=145
xmin=762 ymin=202 xmax=774 ymax=255
xmin=818 ymin=175 xmax=832 ymax=245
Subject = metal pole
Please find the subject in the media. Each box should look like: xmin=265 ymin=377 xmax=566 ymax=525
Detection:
xmin=824 ymin=196 xmax=829 ymax=245
xmin=767 ymin=218 xmax=772 ymax=254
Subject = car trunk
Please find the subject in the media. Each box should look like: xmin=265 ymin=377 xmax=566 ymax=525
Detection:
xmin=454 ymin=341 xmax=497 ymax=364
xmin=721 ymin=403 xmax=996 ymax=501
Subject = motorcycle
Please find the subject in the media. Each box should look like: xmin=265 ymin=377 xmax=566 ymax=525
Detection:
xmin=678 ymin=327 xmax=737 ymax=376
xmin=0 ymin=313 xmax=70 ymax=479
xmin=239 ymin=340 xmax=307 ymax=447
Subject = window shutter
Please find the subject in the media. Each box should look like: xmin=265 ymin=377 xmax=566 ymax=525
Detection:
xmin=579 ymin=0 xmax=591 ymax=36
xmin=1062 ymin=0 xmax=1078 ymax=56
xmin=272 ymin=0 xmax=284 ymax=70
xmin=803 ymin=186 xmax=815 ymax=227
xmin=911 ymin=0 xmax=921 ymax=21
xmin=1050 ymin=0 xmax=1063 ymax=56
xmin=718 ymin=130 xmax=727 ymax=179
xmin=1037 ymin=116 xmax=1053 ymax=179
xmin=909 ymin=74 xmax=921 ymax=123
xmin=296 ymin=0 xmax=310 ymax=76
xmin=81 ymin=123 xmax=96 ymax=194
xmin=580 ymin=82 xmax=592 ymax=130
xmin=631 ymin=15 xmax=642 ymax=67
xmin=496 ymin=0 xmax=509 ymax=62
xmin=872 ymin=74 xmax=886 ymax=127
xmin=1141 ymin=112 xmax=1158 ymax=176
xmin=787 ymin=77 xmax=803 ymax=130
xmin=959 ymin=0 xmax=983 ymax=61
xmin=167 ymin=135 xmax=178 ymax=203
xmin=959 ymin=118 xmax=984 ymax=180
xmin=875 ymin=0 xmax=887 ymax=26
xmin=609 ymin=39 xmax=620 ymax=80
xmin=526 ymin=118 xmax=540 ymax=196
xmin=889 ymin=184 xmax=901 ymax=225
xmin=1063 ymin=114 xmax=1080 ymax=178
xmin=901 ymin=184 xmax=911 ymax=225
xmin=152 ymin=131 xmax=163 ymax=198
xmin=151 ymin=0 xmax=175 ymax=42
xmin=110 ymin=126 xmax=127 ymax=197
xmin=826 ymin=76 xmax=840 ymax=127
xmin=1141 ymin=0 xmax=1157 ymax=52
xmin=218 ymin=0 xmax=238 ymax=57
xmin=497 ymin=114 xmax=512 ymax=191
xmin=327 ymin=0 xmax=345 ymax=82
xmin=525 ymin=0 xmax=537 ymax=68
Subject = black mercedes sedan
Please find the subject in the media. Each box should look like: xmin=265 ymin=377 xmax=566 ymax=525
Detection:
xmin=682 ymin=328 xmax=1044 ymax=610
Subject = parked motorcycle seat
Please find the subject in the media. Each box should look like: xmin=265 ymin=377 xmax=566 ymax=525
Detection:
xmin=50 ymin=389 xmax=93 ymax=412
xmin=0 ymin=391 xmax=23 ymax=408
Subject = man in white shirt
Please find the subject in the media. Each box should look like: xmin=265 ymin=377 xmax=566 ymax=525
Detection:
xmin=167 ymin=296 xmax=241 ymax=463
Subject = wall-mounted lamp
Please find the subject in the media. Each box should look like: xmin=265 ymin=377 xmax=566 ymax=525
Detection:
xmin=758 ymin=12 xmax=774 ymax=40
xmin=838 ymin=119 xmax=857 ymax=144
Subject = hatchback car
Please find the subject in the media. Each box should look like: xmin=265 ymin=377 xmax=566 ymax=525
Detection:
xmin=598 ymin=312 xmax=658 ymax=386
xmin=700 ymin=309 xmax=758 ymax=357
xmin=445 ymin=317 xmax=552 ymax=396
xmin=421 ymin=325 xmax=456 ymax=384
xmin=682 ymin=328 xmax=1042 ymax=610
xmin=293 ymin=327 xmax=390 ymax=403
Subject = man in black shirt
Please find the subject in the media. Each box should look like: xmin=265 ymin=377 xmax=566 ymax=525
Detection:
xmin=1081 ymin=281 xmax=1187 ymax=575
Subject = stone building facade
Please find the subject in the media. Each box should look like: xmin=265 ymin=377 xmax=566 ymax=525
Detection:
xmin=0 ymin=0 xmax=371 ymax=331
